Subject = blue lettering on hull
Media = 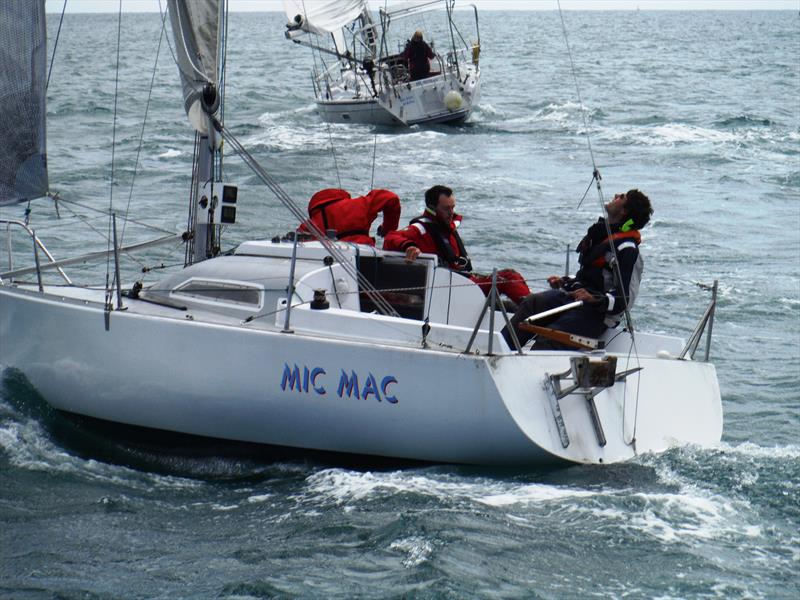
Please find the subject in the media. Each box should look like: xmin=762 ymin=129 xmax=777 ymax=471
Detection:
xmin=280 ymin=363 xmax=399 ymax=404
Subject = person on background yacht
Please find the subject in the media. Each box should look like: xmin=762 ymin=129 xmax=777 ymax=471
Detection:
xmin=402 ymin=30 xmax=435 ymax=81
xmin=383 ymin=185 xmax=530 ymax=305
xmin=297 ymin=188 xmax=400 ymax=246
xmin=502 ymin=189 xmax=653 ymax=350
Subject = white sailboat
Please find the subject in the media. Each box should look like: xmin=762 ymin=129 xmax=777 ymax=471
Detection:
xmin=283 ymin=0 xmax=481 ymax=126
xmin=0 ymin=0 xmax=722 ymax=466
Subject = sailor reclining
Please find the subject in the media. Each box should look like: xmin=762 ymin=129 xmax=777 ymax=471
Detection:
xmin=502 ymin=188 xmax=653 ymax=350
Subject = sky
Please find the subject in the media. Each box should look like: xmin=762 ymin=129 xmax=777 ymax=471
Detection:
xmin=44 ymin=0 xmax=800 ymax=12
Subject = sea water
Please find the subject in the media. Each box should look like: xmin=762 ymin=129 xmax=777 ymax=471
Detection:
xmin=1 ymin=9 xmax=798 ymax=599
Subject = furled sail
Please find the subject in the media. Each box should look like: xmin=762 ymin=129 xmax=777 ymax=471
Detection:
xmin=167 ymin=0 xmax=223 ymax=134
xmin=0 ymin=0 xmax=49 ymax=206
xmin=283 ymin=0 xmax=369 ymax=36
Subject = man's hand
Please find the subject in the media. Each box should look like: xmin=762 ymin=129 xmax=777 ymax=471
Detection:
xmin=570 ymin=288 xmax=602 ymax=304
xmin=547 ymin=275 xmax=563 ymax=289
xmin=404 ymin=246 xmax=421 ymax=262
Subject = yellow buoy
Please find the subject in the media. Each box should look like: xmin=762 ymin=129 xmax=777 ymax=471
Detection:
xmin=444 ymin=90 xmax=463 ymax=111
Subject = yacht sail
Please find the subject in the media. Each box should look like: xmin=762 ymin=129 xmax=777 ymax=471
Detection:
xmin=0 ymin=0 xmax=48 ymax=206
xmin=284 ymin=0 xmax=369 ymax=36
xmin=167 ymin=0 xmax=224 ymax=134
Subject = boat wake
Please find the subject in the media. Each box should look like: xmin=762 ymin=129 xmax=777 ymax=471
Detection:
xmin=0 ymin=369 xmax=432 ymax=482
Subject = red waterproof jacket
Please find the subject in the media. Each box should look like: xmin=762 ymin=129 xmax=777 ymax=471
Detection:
xmin=298 ymin=188 xmax=401 ymax=246
xmin=382 ymin=210 xmax=468 ymax=269
xmin=384 ymin=210 xmax=531 ymax=304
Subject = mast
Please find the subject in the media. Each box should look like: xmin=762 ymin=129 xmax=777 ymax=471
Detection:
xmin=167 ymin=0 xmax=226 ymax=265
xmin=193 ymin=85 xmax=222 ymax=265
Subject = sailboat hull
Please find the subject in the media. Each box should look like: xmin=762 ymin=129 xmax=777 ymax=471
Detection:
xmin=316 ymin=97 xmax=471 ymax=126
xmin=316 ymin=67 xmax=481 ymax=126
xmin=0 ymin=285 xmax=722 ymax=466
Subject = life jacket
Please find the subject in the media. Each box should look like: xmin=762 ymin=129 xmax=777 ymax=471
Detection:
xmin=409 ymin=213 xmax=473 ymax=272
xmin=581 ymin=230 xmax=641 ymax=268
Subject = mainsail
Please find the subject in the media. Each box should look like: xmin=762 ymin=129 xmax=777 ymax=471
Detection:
xmin=283 ymin=0 xmax=369 ymax=36
xmin=167 ymin=0 xmax=223 ymax=134
xmin=0 ymin=0 xmax=49 ymax=206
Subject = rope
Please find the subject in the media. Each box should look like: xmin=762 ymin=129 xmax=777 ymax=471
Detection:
xmin=557 ymin=1 xmax=643 ymax=446
xmin=556 ymin=1 xmax=599 ymax=177
xmin=325 ymin=122 xmax=343 ymax=188
xmin=51 ymin=197 xmax=176 ymax=236
xmin=120 ymin=7 xmax=168 ymax=247
xmin=45 ymin=0 xmax=67 ymax=91
xmin=370 ymin=112 xmax=379 ymax=189
xmin=105 ymin=0 xmax=123 ymax=311
xmin=56 ymin=192 xmax=149 ymax=272
xmin=575 ymin=173 xmax=595 ymax=210
xmin=556 ymin=2 xmax=633 ymax=335
xmin=214 ymin=120 xmax=400 ymax=317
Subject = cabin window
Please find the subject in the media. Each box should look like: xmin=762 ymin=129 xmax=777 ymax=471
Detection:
xmin=173 ymin=279 xmax=262 ymax=307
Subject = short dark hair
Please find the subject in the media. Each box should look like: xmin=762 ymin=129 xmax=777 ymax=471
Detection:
xmin=625 ymin=189 xmax=653 ymax=229
xmin=424 ymin=185 xmax=453 ymax=209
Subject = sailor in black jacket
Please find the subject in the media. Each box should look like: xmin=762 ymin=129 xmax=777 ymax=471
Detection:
xmin=502 ymin=189 xmax=653 ymax=350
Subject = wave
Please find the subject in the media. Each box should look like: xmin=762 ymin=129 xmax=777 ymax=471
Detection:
xmin=713 ymin=441 xmax=800 ymax=460
xmin=389 ymin=536 xmax=435 ymax=568
xmin=470 ymin=102 xmax=502 ymax=118
xmin=0 ymin=369 xmax=316 ymax=484
xmin=473 ymin=101 xmax=604 ymax=135
xmin=0 ymin=408 xmax=202 ymax=491
xmin=713 ymin=115 xmax=775 ymax=128
xmin=157 ymin=148 xmax=182 ymax=159
xmin=637 ymin=123 xmax=737 ymax=144
xmin=619 ymin=114 xmax=670 ymax=126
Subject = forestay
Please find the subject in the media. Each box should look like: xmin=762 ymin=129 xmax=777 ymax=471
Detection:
xmin=0 ymin=0 xmax=48 ymax=206
xmin=167 ymin=0 xmax=223 ymax=133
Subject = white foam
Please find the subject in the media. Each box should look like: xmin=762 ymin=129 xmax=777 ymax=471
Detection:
xmin=478 ymin=484 xmax=596 ymax=507
xmin=626 ymin=490 xmax=761 ymax=543
xmin=716 ymin=441 xmax=800 ymax=460
xmin=245 ymin=124 xmax=332 ymax=152
xmin=651 ymin=124 xmax=737 ymax=143
xmin=246 ymin=494 xmax=272 ymax=504
xmin=304 ymin=468 xmax=601 ymax=510
xmin=0 ymin=414 xmax=201 ymax=491
xmin=390 ymin=536 xmax=434 ymax=568
xmin=303 ymin=463 xmax=773 ymax=552
xmin=257 ymin=104 xmax=317 ymax=126
xmin=157 ymin=148 xmax=182 ymax=159
xmin=473 ymin=102 xmax=501 ymax=117
xmin=303 ymin=468 xmax=497 ymax=504
xmin=596 ymin=123 xmax=743 ymax=146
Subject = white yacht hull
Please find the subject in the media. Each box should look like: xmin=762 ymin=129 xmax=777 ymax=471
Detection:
xmin=0 ymin=284 xmax=722 ymax=466
xmin=316 ymin=98 xmax=471 ymax=126
xmin=317 ymin=68 xmax=481 ymax=126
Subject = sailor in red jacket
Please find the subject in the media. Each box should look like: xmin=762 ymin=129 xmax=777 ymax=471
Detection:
xmin=298 ymin=188 xmax=401 ymax=246
xmin=383 ymin=185 xmax=530 ymax=304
